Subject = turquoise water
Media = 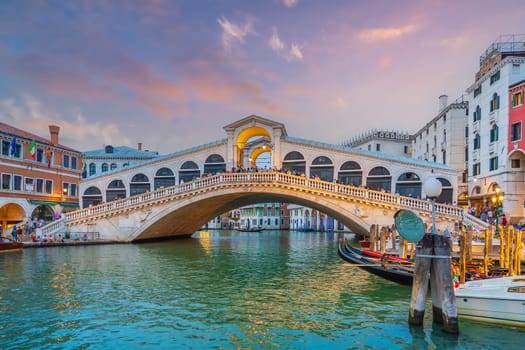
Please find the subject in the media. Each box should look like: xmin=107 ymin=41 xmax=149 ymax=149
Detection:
xmin=0 ymin=230 xmax=523 ymax=349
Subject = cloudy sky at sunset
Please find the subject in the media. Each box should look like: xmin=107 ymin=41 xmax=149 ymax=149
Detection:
xmin=1 ymin=0 xmax=524 ymax=153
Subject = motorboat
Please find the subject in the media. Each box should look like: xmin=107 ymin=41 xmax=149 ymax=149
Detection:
xmin=0 ymin=237 xmax=24 ymax=252
xmin=455 ymin=276 xmax=525 ymax=327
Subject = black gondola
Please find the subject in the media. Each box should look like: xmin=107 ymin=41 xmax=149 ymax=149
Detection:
xmin=338 ymin=239 xmax=414 ymax=286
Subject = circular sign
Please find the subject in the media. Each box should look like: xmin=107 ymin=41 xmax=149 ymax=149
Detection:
xmin=394 ymin=209 xmax=425 ymax=242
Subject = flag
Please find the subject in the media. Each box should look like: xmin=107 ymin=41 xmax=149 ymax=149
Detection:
xmin=29 ymin=140 xmax=36 ymax=160
xmin=82 ymin=160 xmax=87 ymax=172
xmin=9 ymin=136 xmax=17 ymax=157
xmin=45 ymin=144 xmax=51 ymax=168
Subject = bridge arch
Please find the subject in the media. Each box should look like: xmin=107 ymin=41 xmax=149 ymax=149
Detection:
xmin=130 ymin=173 xmax=151 ymax=196
xmin=310 ymin=156 xmax=334 ymax=181
xmin=154 ymin=167 xmax=175 ymax=190
xmin=282 ymin=151 xmax=306 ymax=174
xmin=82 ymin=186 xmax=103 ymax=207
xmin=106 ymin=179 xmax=126 ymax=202
xmin=366 ymin=166 xmax=392 ymax=192
xmin=395 ymin=172 xmax=421 ymax=198
xmin=338 ymin=161 xmax=362 ymax=186
xmin=127 ymin=185 xmax=373 ymax=241
xmin=179 ymin=161 xmax=200 ymax=183
xmin=204 ymin=154 xmax=226 ymax=175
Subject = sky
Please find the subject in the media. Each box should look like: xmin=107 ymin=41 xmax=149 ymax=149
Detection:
xmin=1 ymin=0 xmax=524 ymax=154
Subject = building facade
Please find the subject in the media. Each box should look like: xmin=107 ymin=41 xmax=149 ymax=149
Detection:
xmin=466 ymin=34 xmax=525 ymax=223
xmin=411 ymin=95 xmax=469 ymax=205
xmin=0 ymin=123 xmax=82 ymax=236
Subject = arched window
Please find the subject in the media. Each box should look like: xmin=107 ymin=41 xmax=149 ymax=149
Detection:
xmin=338 ymin=161 xmax=362 ymax=186
xmin=101 ymin=163 xmax=109 ymax=173
xmin=436 ymin=178 xmax=453 ymax=204
xmin=179 ymin=161 xmax=201 ymax=183
xmin=82 ymin=186 xmax=103 ymax=208
xmin=490 ymin=93 xmax=500 ymax=112
xmin=473 ymin=134 xmax=481 ymax=149
xmin=366 ymin=166 xmax=391 ymax=192
xmin=310 ymin=156 xmax=334 ymax=181
xmin=282 ymin=151 xmax=306 ymax=175
xmin=106 ymin=180 xmax=126 ymax=202
xmin=474 ymin=105 xmax=481 ymax=122
xmin=395 ymin=172 xmax=421 ymax=198
xmin=154 ymin=167 xmax=175 ymax=190
xmin=89 ymin=163 xmax=96 ymax=176
xmin=490 ymin=124 xmax=499 ymax=142
xmin=204 ymin=154 xmax=226 ymax=175
xmin=130 ymin=174 xmax=151 ymax=196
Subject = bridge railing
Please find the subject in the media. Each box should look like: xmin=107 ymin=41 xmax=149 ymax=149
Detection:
xmin=64 ymin=172 xmax=464 ymax=223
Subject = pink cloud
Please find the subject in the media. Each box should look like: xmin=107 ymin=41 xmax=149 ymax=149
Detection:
xmin=356 ymin=24 xmax=418 ymax=43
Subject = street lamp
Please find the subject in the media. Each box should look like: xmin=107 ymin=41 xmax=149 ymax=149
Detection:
xmin=424 ymin=177 xmax=443 ymax=234
xmin=491 ymin=187 xmax=504 ymax=237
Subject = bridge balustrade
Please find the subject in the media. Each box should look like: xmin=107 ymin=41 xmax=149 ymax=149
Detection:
xmin=65 ymin=172 xmax=464 ymax=225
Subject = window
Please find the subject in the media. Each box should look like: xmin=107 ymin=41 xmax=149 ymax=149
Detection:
xmin=376 ymin=144 xmax=381 ymax=151
xmin=404 ymin=145 xmax=409 ymax=154
xmin=70 ymin=184 xmax=77 ymax=197
xmin=442 ymin=151 xmax=446 ymax=164
xmin=13 ymin=175 xmax=22 ymax=191
xmin=71 ymin=157 xmax=77 ymax=170
xmin=473 ymin=105 xmax=481 ymax=121
xmin=45 ymin=180 xmax=53 ymax=194
xmin=465 ymin=147 xmax=469 ymax=162
xmin=110 ymin=163 xmax=117 ymax=170
xmin=490 ymin=125 xmax=499 ymax=142
xmin=36 ymin=178 xmax=44 ymax=193
xmin=37 ymin=149 xmax=44 ymax=162
xmin=511 ymin=122 xmax=522 ymax=142
xmin=2 ymin=174 xmax=11 ymax=189
xmin=512 ymin=91 xmax=524 ymax=107
xmin=490 ymin=93 xmax=500 ymax=112
xmin=490 ymin=70 xmax=500 ymax=84
xmin=489 ymin=156 xmax=498 ymax=171
xmin=474 ymin=85 xmax=482 ymax=97
xmin=102 ymin=163 xmax=109 ymax=173
xmin=473 ymin=134 xmax=481 ymax=149
xmin=511 ymin=159 xmax=521 ymax=168
xmin=89 ymin=163 xmax=96 ymax=176
xmin=367 ymin=145 xmax=371 ymax=151
xmin=472 ymin=163 xmax=480 ymax=176
xmin=63 ymin=155 xmax=69 ymax=168
xmin=25 ymin=177 xmax=34 ymax=192
xmin=1 ymin=141 xmax=9 ymax=156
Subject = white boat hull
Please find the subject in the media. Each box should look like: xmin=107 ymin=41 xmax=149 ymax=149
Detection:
xmin=455 ymin=276 xmax=525 ymax=327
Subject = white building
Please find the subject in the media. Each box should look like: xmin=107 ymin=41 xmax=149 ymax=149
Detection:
xmin=341 ymin=130 xmax=413 ymax=158
xmin=412 ymin=95 xmax=469 ymax=205
xmin=83 ymin=144 xmax=159 ymax=179
xmin=465 ymin=34 xmax=525 ymax=223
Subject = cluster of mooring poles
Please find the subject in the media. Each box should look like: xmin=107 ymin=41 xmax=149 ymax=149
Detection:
xmin=395 ymin=177 xmax=459 ymax=334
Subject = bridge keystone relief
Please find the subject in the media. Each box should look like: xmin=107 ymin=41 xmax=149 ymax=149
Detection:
xmin=50 ymin=115 xmax=474 ymax=242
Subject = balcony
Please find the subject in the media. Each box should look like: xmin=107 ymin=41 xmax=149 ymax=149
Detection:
xmin=472 ymin=149 xmax=480 ymax=162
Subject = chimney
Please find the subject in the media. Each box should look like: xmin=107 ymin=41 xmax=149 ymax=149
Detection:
xmin=49 ymin=125 xmax=60 ymax=145
xmin=438 ymin=95 xmax=448 ymax=112
xmin=138 ymin=142 xmax=143 ymax=151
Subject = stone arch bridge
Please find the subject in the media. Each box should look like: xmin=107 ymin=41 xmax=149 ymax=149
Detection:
xmin=42 ymin=173 xmax=473 ymax=242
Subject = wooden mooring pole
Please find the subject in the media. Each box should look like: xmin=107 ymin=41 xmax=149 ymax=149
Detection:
xmin=409 ymin=233 xmax=459 ymax=334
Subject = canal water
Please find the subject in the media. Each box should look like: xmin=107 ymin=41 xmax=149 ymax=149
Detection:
xmin=0 ymin=230 xmax=523 ymax=349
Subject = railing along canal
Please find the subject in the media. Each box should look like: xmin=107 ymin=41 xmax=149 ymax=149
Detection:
xmin=64 ymin=172 xmax=464 ymax=223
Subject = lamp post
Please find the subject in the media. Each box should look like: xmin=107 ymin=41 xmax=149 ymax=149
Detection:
xmin=424 ymin=177 xmax=443 ymax=234
xmin=491 ymin=188 xmax=504 ymax=237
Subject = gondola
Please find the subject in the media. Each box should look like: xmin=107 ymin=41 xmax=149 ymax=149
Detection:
xmin=0 ymin=237 xmax=24 ymax=252
xmin=338 ymin=240 xmax=414 ymax=286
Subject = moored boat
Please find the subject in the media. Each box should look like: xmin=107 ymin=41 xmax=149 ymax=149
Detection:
xmin=338 ymin=240 xmax=414 ymax=286
xmin=0 ymin=237 xmax=24 ymax=252
xmin=455 ymin=276 xmax=525 ymax=327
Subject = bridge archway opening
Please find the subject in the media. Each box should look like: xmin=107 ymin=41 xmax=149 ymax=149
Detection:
xmin=83 ymin=186 xmax=103 ymax=207
xmin=132 ymin=189 xmax=375 ymax=241
xmin=395 ymin=172 xmax=421 ymax=198
xmin=154 ymin=168 xmax=176 ymax=190
xmin=338 ymin=161 xmax=362 ymax=186
xmin=282 ymin=151 xmax=306 ymax=175
xmin=179 ymin=161 xmax=201 ymax=183
xmin=236 ymin=127 xmax=272 ymax=169
xmin=367 ymin=166 xmax=391 ymax=192
xmin=107 ymin=179 xmax=126 ymax=202
xmin=0 ymin=203 xmax=26 ymax=237
xmin=310 ymin=156 xmax=334 ymax=181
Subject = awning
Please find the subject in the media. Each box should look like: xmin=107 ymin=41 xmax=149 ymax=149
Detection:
xmin=30 ymin=200 xmax=59 ymax=206
xmin=60 ymin=202 xmax=79 ymax=207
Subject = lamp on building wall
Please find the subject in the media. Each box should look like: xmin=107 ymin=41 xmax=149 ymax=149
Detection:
xmin=424 ymin=177 xmax=442 ymax=234
xmin=491 ymin=187 xmax=504 ymax=237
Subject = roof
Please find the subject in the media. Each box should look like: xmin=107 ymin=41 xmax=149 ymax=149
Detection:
xmin=281 ymin=135 xmax=454 ymax=171
xmin=0 ymin=122 xmax=81 ymax=153
xmin=83 ymin=145 xmax=159 ymax=159
xmin=223 ymin=114 xmax=288 ymax=136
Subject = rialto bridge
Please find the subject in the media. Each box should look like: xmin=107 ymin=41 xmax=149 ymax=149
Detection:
xmin=33 ymin=115 xmax=488 ymax=242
